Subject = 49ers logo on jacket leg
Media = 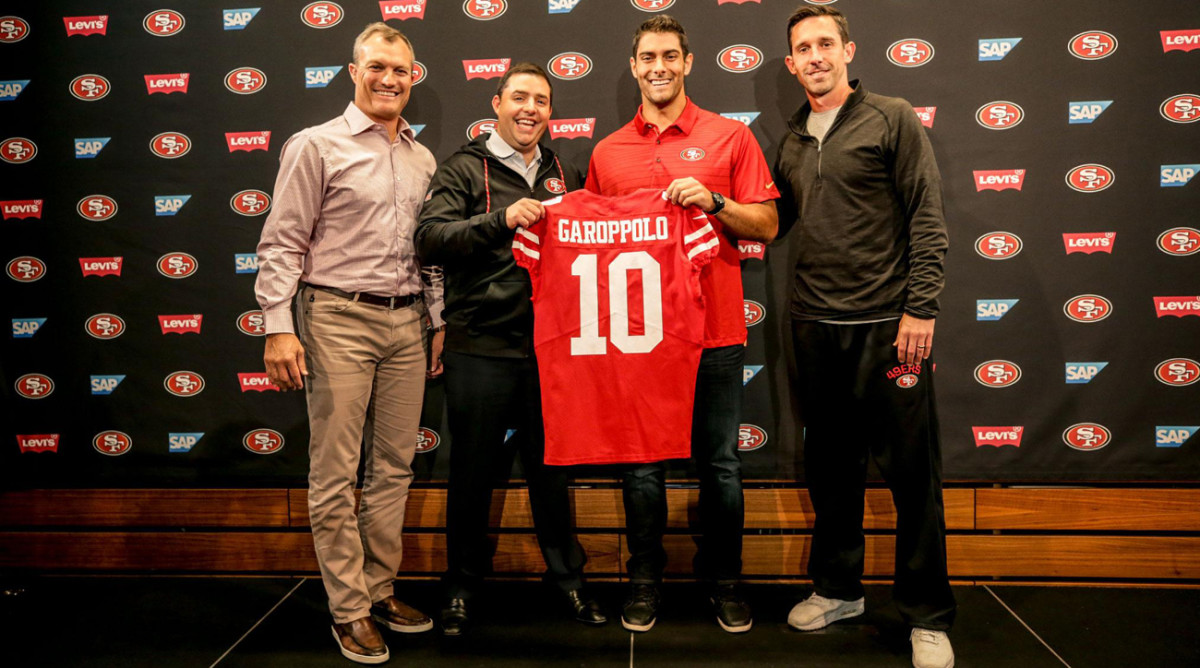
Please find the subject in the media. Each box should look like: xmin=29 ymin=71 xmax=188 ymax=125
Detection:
xmin=69 ymin=75 xmax=110 ymax=101
xmin=466 ymin=119 xmax=497 ymax=140
xmin=1 ymin=137 xmax=37 ymax=163
xmin=237 ymin=310 xmax=266 ymax=336
xmin=77 ymin=194 xmax=118 ymax=220
xmin=85 ymin=313 xmax=126 ymax=339
xmin=1155 ymin=358 xmax=1200 ymax=386
xmin=7 ymin=256 xmax=46 ymax=282
xmin=463 ymin=0 xmax=506 ymax=20
xmin=975 ymin=101 xmax=1024 ymax=129
xmin=416 ymin=427 xmax=440 ymax=453
xmin=974 ymin=232 xmax=1022 ymax=259
xmin=1069 ymin=31 xmax=1117 ymax=60
xmin=0 ymin=16 xmax=30 ymax=42
xmin=225 ymin=67 xmax=267 ymax=94
xmin=230 ymin=189 xmax=271 ymax=216
xmin=14 ymin=373 xmax=54 ymax=399
xmin=548 ymin=52 xmax=592 ymax=80
xmin=887 ymin=39 xmax=935 ymax=67
xmin=1066 ymin=164 xmax=1115 ymax=192
xmin=164 ymin=371 xmax=205 ymax=397
xmin=94 ymin=430 xmax=132 ymax=456
xmin=149 ymin=132 xmax=191 ymax=159
xmin=1160 ymin=94 xmax=1200 ymax=123
xmin=738 ymin=424 xmax=767 ymax=452
xmin=1063 ymin=295 xmax=1112 ymax=323
xmin=1063 ymin=423 xmax=1111 ymax=451
xmin=717 ymin=45 xmax=763 ymax=73
xmin=143 ymin=9 xmax=185 ymax=36
xmin=974 ymin=360 xmax=1021 ymax=388
xmin=543 ymin=178 xmax=567 ymax=195
xmin=244 ymin=429 xmax=284 ymax=454
xmin=301 ymin=2 xmax=342 ymax=28
xmin=744 ymin=300 xmax=765 ymax=327
xmin=1157 ymin=227 xmax=1200 ymax=256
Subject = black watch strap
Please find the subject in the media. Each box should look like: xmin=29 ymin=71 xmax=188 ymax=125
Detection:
xmin=707 ymin=192 xmax=726 ymax=215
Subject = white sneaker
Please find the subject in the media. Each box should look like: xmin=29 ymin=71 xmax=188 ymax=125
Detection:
xmin=911 ymin=628 xmax=954 ymax=668
xmin=786 ymin=593 xmax=865 ymax=631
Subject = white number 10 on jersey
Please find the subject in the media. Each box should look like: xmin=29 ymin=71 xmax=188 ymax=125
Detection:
xmin=570 ymin=251 xmax=663 ymax=355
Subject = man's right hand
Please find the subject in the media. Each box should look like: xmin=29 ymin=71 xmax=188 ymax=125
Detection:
xmin=505 ymin=198 xmax=545 ymax=230
xmin=264 ymin=332 xmax=307 ymax=391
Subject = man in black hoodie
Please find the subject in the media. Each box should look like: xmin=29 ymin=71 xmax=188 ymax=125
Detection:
xmin=415 ymin=62 xmax=604 ymax=635
xmin=773 ymin=7 xmax=955 ymax=668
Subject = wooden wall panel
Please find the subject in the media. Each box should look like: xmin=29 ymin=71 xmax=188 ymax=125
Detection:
xmin=948 ymin=536 xmax=1200 ymax=579
xmin=0 ymin=489 xmax=290 ymax=528
xmin=976 ymin=489 xmax=1200 ymax=531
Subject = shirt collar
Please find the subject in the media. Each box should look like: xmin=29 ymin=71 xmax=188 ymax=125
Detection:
xmin=634 ymin=97 xmax=699 ymax=137
xmin=342 ymin=102 xmax=416 ymax=144
xmin=485 ymin=130 xmax=541 ymax=166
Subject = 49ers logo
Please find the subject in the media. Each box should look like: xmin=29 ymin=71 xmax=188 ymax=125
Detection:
xmin=415 ymin=427 xmax=440 ymax=453
xmin=466 ymin=118 xmax=497 ymax=140
xmin=1063 ymin=423 xmax=1111 ymax=451
xmin=0 ymin=16 xmax=31 ymax=43
xmin=1157 ymin=227 xmax=1200 ymax=256
xmin=225 ymin=67 xmax=267 ymax=94
xmin=1069 ymin=31 xmax=1117 ymax=60
xmin=93 ymin=430 xmax=132 ymax=456
xmin=77 ymin=194 xmax=118 ymax=220
xmin=548 ymin=52 xmax=592 ymax=80
xmin=301 ymin=2 xmax=343 ymax=28
xmin=680 ymin=147 xmax=706 ymax=162
xmin=1066 ymin=164 xmax=1114 ymax=193
xmin=738 ymin=424 xmax=767 ymax=452
xmin=237 ymin=310 xmax=266 ymax=336
xmin=158 ymin=252 xmax=198 ymax=278
xmin=974 ymin=232 xmax=1022 ymax=259
xmin=149 ymin=132 xmax=191 ymax=159
xmin=164 ymin=371 xmax=205 ymax=397
xmin=631 ymin=0 xmax=675 ymax=11
xmin=412 ymin=61 xmax=426 ymax=85
xmin=143 ymin=9 xmax=186 ymax=36
xmin=1155 ymin=358 xmax=1200 ymax=387
xmin=7 ymin=256 xmax=46 ymax=282
xmin=974 ymin=360 xmax=1021 ymax=388
xmin=1 ymin=137 xmax=37 ymax=163
xmin=717 ymin=45 xmax=763 ymax=73
xmin=744 ymin=300 xmax=765 ymax=326
xmin=463 ymin=0 xmax=507 ymax=20
xmin=230 ymin=189 xmax=271 ymax=216
xmin=887 ymin=39 xmax=935 ymax=67
xmin=69 ymin=74 xmax=111 ymax=101
xmin=244 ymin=429 xmax=285 ymax=454
xmin=1160 ymin=94 xmax=1200 ymax=123
xmin=543 ymin=178 xmax=567 ymax=195
xmin=976 ymin=101 xmax=1024 ymax=129
xmin=85 ymin=313 xmax=126 ymax=339
xmin=14 ymin=373 xmax=54 ymax=399
xmin=1063 ymin=295 xmax=1112 ymax=323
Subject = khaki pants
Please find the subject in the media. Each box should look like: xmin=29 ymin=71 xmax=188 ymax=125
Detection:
xmin=297 ymin=286 xmax=428 ymax=623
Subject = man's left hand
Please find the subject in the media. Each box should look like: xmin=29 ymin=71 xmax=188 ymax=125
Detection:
xmin=427 ymin=328 xmax=445 ymax=378
xmin=665 ymin=177 xmax=715 ymax=212
xmin=894 ymin=314 xmax=935 ymax=365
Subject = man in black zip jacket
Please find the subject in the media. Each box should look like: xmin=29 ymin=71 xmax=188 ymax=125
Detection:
xmin=415 ymin=62 xmax=604 ymax=635
xmin=773 ymin=7 xmax=955 ymax=668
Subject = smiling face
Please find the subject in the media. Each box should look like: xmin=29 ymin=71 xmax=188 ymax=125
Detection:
xmin=348 ymin=34 xmax=414 ymax=126
xmin=491 ymin=73 xmax=552 ymax=160
xmin=785 ymin=15 xmax=855 ymax=103
xmin=630 ymin=30 xmax=693 ymax=109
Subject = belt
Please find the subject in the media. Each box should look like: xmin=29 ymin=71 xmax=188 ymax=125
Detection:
xmin=308 ymin=284 xmax=421 ymax=310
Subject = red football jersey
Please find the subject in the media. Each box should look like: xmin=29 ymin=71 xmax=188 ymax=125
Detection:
xmin=513 ymin=189 xmax=719 ymax=465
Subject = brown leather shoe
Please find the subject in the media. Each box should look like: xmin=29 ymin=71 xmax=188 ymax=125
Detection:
xmin=371 ymin=596 xmax=434 ymax=633
xmin=331 ymin=617 xmax=389 ymax=665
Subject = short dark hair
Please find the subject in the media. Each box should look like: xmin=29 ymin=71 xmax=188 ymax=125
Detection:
xmin=631 ymin=15 xmax=690 ymax=59
xmin=352 ymin=22 xmax=414 ymax=64
xmin=785 ymin=5 xmax=850 ymax=51
xmin=495 ymin=62 xmax=554 ymax=105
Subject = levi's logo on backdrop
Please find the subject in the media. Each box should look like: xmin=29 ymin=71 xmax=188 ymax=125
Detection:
xmin=1063 ymin=232 xmax=1115 ymax=254
xmin=226 ymin=131 xmax=271 ymax=152
xmin=1161 ymin=29 xmax=1200 ymax=52
xmin=223 ymin=8 xmax=260 ymax=30
xmin=2 ymin=199 xmax=42 ymax=219
xmin=974 ymin=169 xmax=1024 ymax=191
xmin=738 ymin=241 xmax=765 ymax=260
xmin=549 ymin=118 xmax=594 ymax=139
xmin=463 ymin=58 xmax=510 ymax=80
xmin=0 ymin=79 xmax=28 ymax=101
xmin=239 ymin=373 xmax=280 ymax=392
xmin=1161 ymin=165 xmax=1199 ymax=187
xmin=145 ymin=74 xmax=190 ymax=94
xmin=380 ymin=1 xmax=426 ymax=20
xmin=978 ymin=38 xmax=1020 ymax=61
xmin=159 ymin=315 xmax=202 ymax=334
xmin=302 ymin=2 xmax=343 ymax=28
xmin=1153 ymin=296 xmax=1200 ymax=318
xmin=972 ymin=427 xmax=1023 ymax=447
xmin=64 ymin=16 xmax=108 ymax=36
xmin=912 ymin=107 xmax=936 ymax=128
xmin=79 ymin=257 xmax=122 ymax=277
xmin=1065 ymin=363 xmax=1107 ymax=384
xmin=463 ymin=0 xmax=508 ymax=20
xmin=18 ymin=434 xmax=59 ymax=453
xmin=1069 ymin=101 xmax=1112 ymax=124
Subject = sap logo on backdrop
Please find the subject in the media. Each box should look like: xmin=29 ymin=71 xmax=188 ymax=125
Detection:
xmin=164 ymin=371 xmax=205 ymax=397
xmin=976 ymin=299 xmax=1018 ymax=321
xmin=1064 ymin=294 xmax=1112 ymax=323
xmin=77 ymin=195 xmax=118 ymax=221
xmin=549 ymin=118 xmax=595 ymax=139
xmin=1160 ymin=94 xmax=1200 ymax=123
xmin=738 ymin=241 xmax=765 ymax=260
xmin=738 ymin=424 xmax=767 ymax=452
xmin=974 ymin=360 xmax=1021 ymax=388
xmin=1066 ymin=362 xmax=1107 ymax=384
xmin=150 ymin=132 xmax=192 ymax=159
xmin=169 ymin=433 xmax=203 ymax=452
xmin=154 ymin=195 xmax=191 ymax=216
xmin=1069 ymin=101 xmax=1112 ymax=124
xmin=1 ymin=137 xmax=37 ymax=164
xmin=69 ymin=75 xmax=110 ymax=101
xmin=144 ymin=73 xmax=190 ymax=94
xmin=416 ymin=427 xmax=440 ymax=453
xmin=159 ymin=314 xmax=202 ymax=334
xmin=976 ymin=102 xmax=1023 ymax=129
xmin=14 ymin=373 xmax=54 ymax=399
xmin=75 ymin=137 xmax=110 ymax=159
xmin=223 ymin=8 xmax=260 ymax=30
xmin=972 ymin=427 xmax=1023 ymax=447
xmin=744 ymin=300 xmax=765 ymax=327
xmin=18 ymin=434 xmax=59 ymax=453
xmin=302 ymin=2 xmax=343 ymax=28
xmin=12 ymin=318 xmax=46 ymax=338
xmin=974 ymin=169 xmax=1024 ymax=191
xmin=1161 ymin=165 xmax=1199 ymax=187
xmin=1063 ymin=232 xmax=1115 ymax=254
xmin=225 ymin=67 xmax=267 ymax=94
xmin=1153 ymin=296 xmax=1200 ymax=318
xmin=226 ymin=131 xmax=271 ymax=152
xmin=887 ymin=39 xmax=935 ymax=67
xmin=1155 ymin=358 xmax=1200 ymax=387
xmin=548 ymin=52 xmax=592 ymax=80
xmin=144 ymin=10 xmax=186 ymax=36
xmin=466 ymin=119 xmax=497 ymax=140
xmin=1063 ymin=423 xmax=1111 ymax=451
xmin=979 ymin=38 xmax=1021 ymax=61
xmin=1161 ymin=29 xmax=1200 ymax=53
xmin=912 ymin=107 xmax=936 ymax=128
xmin=231 ymin=189 xmax=271 ymax=215
xmin=79 ymin=257 xmax=122 ymax=277
xmin=235 ymin=253 xmax=259 ymax=273
xmin=2 ymin=199 xmax=43 ymax=219
xmin=380 ymin=1 xmax=426 ymax=20
xmin=974 ymin=232 xmax=1022 ymax=259
xmin=717 ymin=45 xmax=764 ymax=73
xmin=0 ymin=79 xmax=28 ymax=101
xmin=65 ymin=15 xmax=109 ymax=36
xmin=549 ymin=0 xmax=583 ymax=14
xmin=244 ymin=429 xmax=285 ymax=454
xmin=305 ymin=66 xmax=342 ymax=88
xmin=1066 ymin=164 xmax=1114 ymax=192
xmin=1069 ymin=31 xmax=1117 ymax=60
xmin=463 ymin=0 xmax=508 ymax=20
xmin=463 ymin=58 xmax=510 ymax=80
xmin=411 ymin=61 xmax=426 ymax=85
xmin=239 ymin=372 xmax=280 ymax=392
xmin=8 ymin=256 xmax=46 ymax=282
xmin=158 ymin=252 xmax=198 ymax=279
xmin=94 ymin=431 xmax=133 ymax=456
xmin=632 ymin=0 xmax=675 ymax=11
xmin=237 ymin=310 xmax=266 ymax=336
xmin=0 ymin=16 xmax=31 ymax=42
xmin=1157 ymin=427 xmax=1198 ymax=448
xmin=1157 ymin=227 xmax=1200 ymax=256
xmin=721 ymin=111 xmax=761 ymax=126
xmin=91 ymin=375 xmax=126 ymax=395
xmin=743 ymin=365 xmax=763 ymax=386
xmin=85 ymin=313 xmax=126 ymax=340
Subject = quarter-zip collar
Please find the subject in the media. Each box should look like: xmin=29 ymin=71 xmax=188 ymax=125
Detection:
xmin=786 ymin=80 xmax=867 ymax=140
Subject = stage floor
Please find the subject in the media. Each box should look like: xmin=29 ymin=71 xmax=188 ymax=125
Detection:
xmin=1 ymin=577 xmax=1196 ymax=667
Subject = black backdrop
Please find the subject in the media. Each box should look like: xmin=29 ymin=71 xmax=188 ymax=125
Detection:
xmin=3 ymin=0 xmax=1198 ymax=486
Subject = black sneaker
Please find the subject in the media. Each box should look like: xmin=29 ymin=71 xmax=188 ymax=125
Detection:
xmin=621 ymin=583 xmax=660 ymax=632
xmin=711 ymin=583 xmax=752 ymax=633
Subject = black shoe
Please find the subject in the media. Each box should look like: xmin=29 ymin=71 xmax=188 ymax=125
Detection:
xmin=621 ymin=583 xmax=660 ymax=632
xmin=440 ymin=597 xmax=468 ymax=636
xmin=565 ymin=588 xmax=607 ymax=625
xmin=711 ymin=583 xmax=752 ymax=633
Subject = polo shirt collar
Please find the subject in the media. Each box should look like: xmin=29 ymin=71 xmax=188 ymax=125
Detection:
xmin=485 ymin=129 xmax=541 ymax=164
xmin=343 ymin=102 xmax=417 ymax=144
xmin=635 ymin=97 xmax=699 ymax=136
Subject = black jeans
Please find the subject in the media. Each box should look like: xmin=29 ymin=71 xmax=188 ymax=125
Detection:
xmin=443 ymin=351 xmax=585 ymax=599
xmin=792 ymin=319 xmax=956 ymax=630
xmin=623 ymin=344 xmax=746 ymax=585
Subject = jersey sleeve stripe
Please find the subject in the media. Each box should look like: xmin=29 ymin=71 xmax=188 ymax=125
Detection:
xmin=515 ymin=227 xmax=540 ymax=244
xmin=684 ymin=223 xmax=716 ymax=244
xmin=687 ymin=237 xmax=720 ymax=260
xmin=513 ymin=240 xmax=541 ymax=260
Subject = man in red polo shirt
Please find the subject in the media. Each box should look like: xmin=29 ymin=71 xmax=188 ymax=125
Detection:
xmin=585 ymin=14 xmax=778 ymax=634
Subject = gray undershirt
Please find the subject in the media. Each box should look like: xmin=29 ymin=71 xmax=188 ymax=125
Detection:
xmin=806 ymin=106 xmax=841 ymax=146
